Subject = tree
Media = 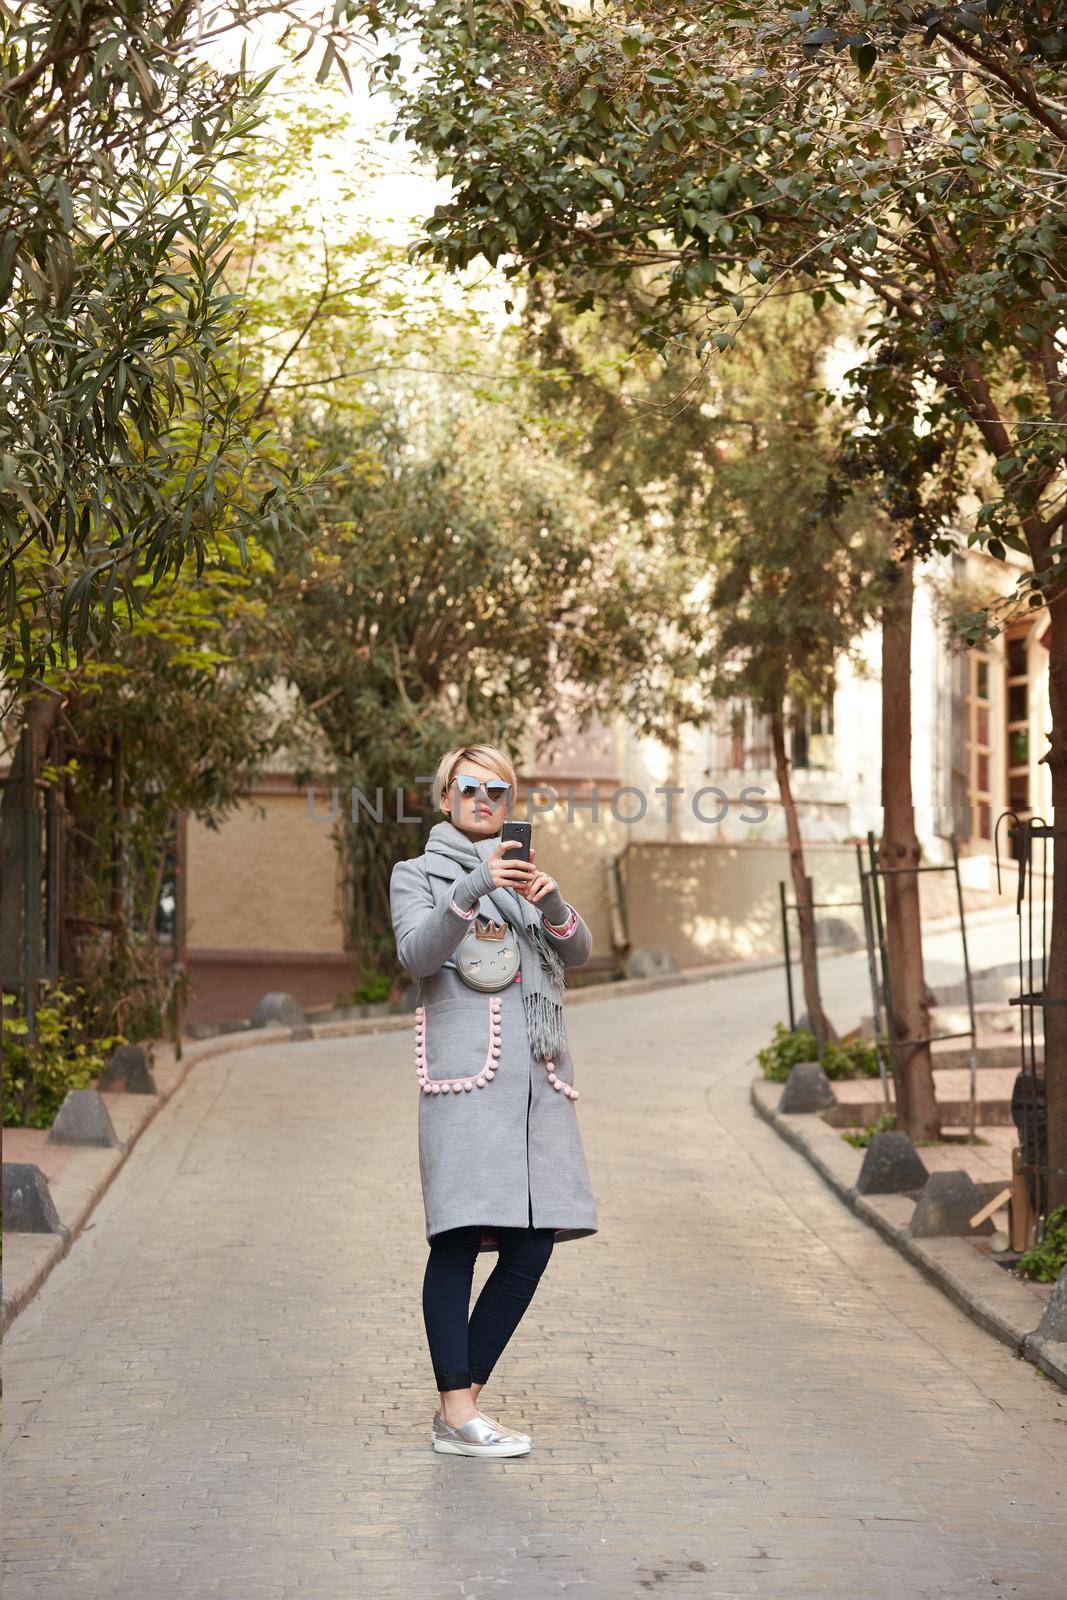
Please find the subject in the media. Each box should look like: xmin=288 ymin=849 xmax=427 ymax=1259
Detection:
xmin=207 ymin=90 xmax=711 ymax=983
xmin=367 ymin=0 xmax=1066 ymax=1183
xmin=260 ymin=384 xmax=709 ymax=981
xmin=1 ymin=1 xmax=368 ymax=684
xmin=2 ymin=7 xmax=371 ymax=1037
xmin=1 ymin=528 xmax=284 ymax=1043
xmin=694 ymin=299 xmax=890 ymax=1056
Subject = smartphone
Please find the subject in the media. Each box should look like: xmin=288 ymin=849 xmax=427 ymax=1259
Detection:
xmin=499 ymin=820 xmax=532 ymax=864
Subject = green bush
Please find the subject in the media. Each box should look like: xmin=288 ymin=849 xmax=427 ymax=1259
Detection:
xmin=757 ymin=1022 xmax=819 ymax=1081
xmin=821 ymin=1036 xmax=883 ymax=1080
xmin=2 ymin=986 xmax=124 ymax=1129
xmin=336 ymin=969 xmax=393 ymax=1007
xmin=758 ymin=1023 xmax=885 ymax=1083
xmin=1018 ymin=1204 xmax=1067 ymax=1284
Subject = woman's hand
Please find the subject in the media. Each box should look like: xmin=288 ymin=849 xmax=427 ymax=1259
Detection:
xmin=485 ymin=838 xmax=536 ymax=892
xmin=517 ymin=846 xmax=561 ymax=909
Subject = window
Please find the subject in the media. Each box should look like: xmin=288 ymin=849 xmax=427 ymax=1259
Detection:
xmin=1004 ymin=623 xmax=1031 ymax=859
xmin=718 ymin=693 xmax=834 ymax=772
xmin=966 ymin=648 xmax=995 ymax=841
xmin=723 ymin=702 xmax=773 ymax=770
xmin=790 ymin=699 xmax=835 ymax=771
xmin=746 ymin=709 xmax=774 ymax=769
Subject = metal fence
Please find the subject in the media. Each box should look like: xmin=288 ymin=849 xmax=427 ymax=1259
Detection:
xmin=1 ymin=734 xmax=62 ymax=1041
xmin=996 ymin=811 xmax=1053 ymax=1238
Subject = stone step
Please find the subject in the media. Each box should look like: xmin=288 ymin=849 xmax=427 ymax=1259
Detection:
xmin=824 ymin=1067 xmax=1018 ymax=1129
xmin=855 ymin=1022 xmax=1040 ymax=1070
xmin=822 ymin=1097 xmax=1016 ymax=1129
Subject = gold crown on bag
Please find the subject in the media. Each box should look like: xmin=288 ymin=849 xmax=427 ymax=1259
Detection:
xmin=474 ymin=917 xmax=507 ymax=940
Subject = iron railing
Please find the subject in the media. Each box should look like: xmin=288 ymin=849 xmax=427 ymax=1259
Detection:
xmin=995 ymin=811 xmax=1054 ymax=1237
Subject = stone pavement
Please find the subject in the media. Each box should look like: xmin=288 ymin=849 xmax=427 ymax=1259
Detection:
xmin=4 ymin=936 xmax=1065 ymax=1600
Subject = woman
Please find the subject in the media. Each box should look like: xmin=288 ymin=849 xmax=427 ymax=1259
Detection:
xmin=389 ymin=743 xmax=598 ymax=1458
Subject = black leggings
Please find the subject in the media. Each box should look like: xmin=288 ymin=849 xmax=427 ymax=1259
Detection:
xmin=422 ymin=1224 xmax=556 ymax=1391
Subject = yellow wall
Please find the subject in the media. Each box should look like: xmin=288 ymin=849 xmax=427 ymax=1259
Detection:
xmin=186 ymin=791 xmax=346 ymax=952
xmin=525 ymin=805 xmax=627 ymax=959
xmin=618 ymin=841 xmax=866 ymax=964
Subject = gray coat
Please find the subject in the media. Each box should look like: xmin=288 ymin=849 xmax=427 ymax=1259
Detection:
xmin=389 ymin=849 xmax=598 ymax=1253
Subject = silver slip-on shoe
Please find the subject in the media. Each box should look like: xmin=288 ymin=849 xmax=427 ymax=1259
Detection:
xmin=477 ymin=1408 xmax=531 ymax=1444
xmin=431 ymin=1410 xmax=531 ymax=1457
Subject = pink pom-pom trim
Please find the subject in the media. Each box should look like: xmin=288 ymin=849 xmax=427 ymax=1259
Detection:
xmin=413 ymin=1002 xmax=583 ymax=1101
xmin=541 ymin=1055 xmax=580 ymax=1100
xmin=414 ymin=1000 xmax=502 ymax=1093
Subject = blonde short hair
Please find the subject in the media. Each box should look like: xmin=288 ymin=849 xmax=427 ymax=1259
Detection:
xmin=434 ymin=743 xmax=518 ymax=814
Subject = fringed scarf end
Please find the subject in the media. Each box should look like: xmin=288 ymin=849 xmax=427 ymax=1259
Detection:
xmin=523 ymin=990 xmax=567 ymax=1063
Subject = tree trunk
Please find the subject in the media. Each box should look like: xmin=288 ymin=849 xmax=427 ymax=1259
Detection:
xmin=771 ymin=702 xmax=834 ymax=1050
xmin=1043 ymin=593 xmax=1067 ymax=1211
xmin=880 ymin=562 xmax=941 ymax=1141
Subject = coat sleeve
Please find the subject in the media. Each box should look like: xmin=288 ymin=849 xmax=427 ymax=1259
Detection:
xmin=541 ymin=902 xmax=593 ymax=968
xmin=390 ymin=857 xmax=481 ymax=978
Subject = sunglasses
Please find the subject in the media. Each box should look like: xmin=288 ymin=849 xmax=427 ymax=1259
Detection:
xmin=451 ymin=774 xmax=512 ymax=806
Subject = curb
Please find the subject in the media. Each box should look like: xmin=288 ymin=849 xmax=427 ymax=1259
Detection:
xmin=749 ymin=1075 xmax=1066 ymax=1392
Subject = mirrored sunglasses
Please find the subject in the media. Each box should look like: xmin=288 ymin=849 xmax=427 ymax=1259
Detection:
xmin=453 ymin=774 xmax=511 ymax=805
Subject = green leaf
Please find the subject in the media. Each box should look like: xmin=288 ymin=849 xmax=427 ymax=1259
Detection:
xmin=316 ymin=40 xmax=336 ymax=84
xmin=591 ymin=168 xmax=624 ymax=200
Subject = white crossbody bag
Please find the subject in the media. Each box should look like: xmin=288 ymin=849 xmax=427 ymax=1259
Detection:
xmin=455 ymin=917 xmax=520 ymax=992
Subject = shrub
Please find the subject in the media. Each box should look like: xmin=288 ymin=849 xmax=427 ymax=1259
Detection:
xmin=821 ymin=1036 xmax=883 ymax=1080
xmin=336 ymin=969 xmax=393 ymax=1007
xmin=758 ymin=1024 xmax=885 ymax=1083
xmin=757 ymin=1022 xmax=819 ymax=1082
xmin=3 ymin=985 xmax=124 ymax=1129
xmin=1018 ymin=1204 xmax=1067 ymax=1284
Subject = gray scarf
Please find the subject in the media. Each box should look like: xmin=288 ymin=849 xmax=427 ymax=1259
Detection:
xmin=424 ymin=818 xmax=568 ymax=1062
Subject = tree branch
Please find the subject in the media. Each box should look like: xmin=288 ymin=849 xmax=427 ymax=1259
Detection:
xmin=939 ymin=29 xmax=1067 ymax=146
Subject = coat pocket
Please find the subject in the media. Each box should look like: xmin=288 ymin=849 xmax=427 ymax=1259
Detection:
xmin=414 ymin=995 xmax=503 ymax=1095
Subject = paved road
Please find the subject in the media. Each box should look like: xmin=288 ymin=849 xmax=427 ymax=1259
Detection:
xmin=4 ymin=927 xmax=1065 ymax=1599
